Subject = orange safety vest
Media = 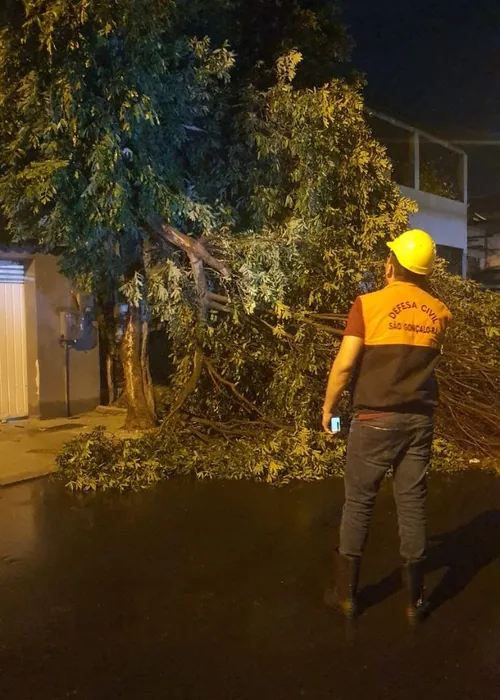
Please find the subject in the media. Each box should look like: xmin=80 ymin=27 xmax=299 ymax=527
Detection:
xmin=344 ymin=281 xmax=452 ymax=413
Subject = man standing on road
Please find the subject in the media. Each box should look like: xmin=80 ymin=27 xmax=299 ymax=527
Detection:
xmin=321 ymin=229 xmax=451 ymax=625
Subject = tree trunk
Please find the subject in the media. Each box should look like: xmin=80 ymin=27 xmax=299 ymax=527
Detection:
xmin=122 ymin=306 xmax=157 ymax=430
xmin=97 ymin=301 xmax=116 ymax=405
xmin=141 ymin=318 xmax=156 ymax=417
xmin=105 ymin=352 xmax=116 ymax=405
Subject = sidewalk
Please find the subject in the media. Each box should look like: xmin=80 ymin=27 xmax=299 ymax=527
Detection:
xmin=0 ymin=407 xmax=127 ymax=487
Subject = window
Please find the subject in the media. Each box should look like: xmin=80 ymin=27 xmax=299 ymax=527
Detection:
xmin=0 ymin=260 xmax=25 ymax=283
xmin=436 ymin=245 xmax=463 ymax=276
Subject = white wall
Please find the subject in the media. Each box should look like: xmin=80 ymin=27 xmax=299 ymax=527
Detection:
xmin=400 ymin=186 xmax=468 ymax=276
xmin=34 ymin=254 xmax=101 ymax=418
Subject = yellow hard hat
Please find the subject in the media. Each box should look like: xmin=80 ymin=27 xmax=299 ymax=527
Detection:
xmin=387 ymin=229 xmax=436 ymax=276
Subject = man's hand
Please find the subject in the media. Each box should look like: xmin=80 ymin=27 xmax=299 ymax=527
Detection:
xmin=322 ymin=410 xmax=340 ymax=435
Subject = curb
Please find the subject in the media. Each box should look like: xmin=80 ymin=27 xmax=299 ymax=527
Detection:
xmin=0 ymin=467 xmax=56 ymax=488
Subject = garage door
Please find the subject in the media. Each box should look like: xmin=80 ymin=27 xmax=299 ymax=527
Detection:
xmin=0 ymin=261 xmax=29 ymax=420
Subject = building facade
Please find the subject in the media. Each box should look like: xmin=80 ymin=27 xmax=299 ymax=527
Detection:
xmin=367 ymin=110 xmax=468 ymax=276
xmin=0 ymin=250 xmax=100 ymax=421
xmin=468 ymin=203 xmax=500 ymax=291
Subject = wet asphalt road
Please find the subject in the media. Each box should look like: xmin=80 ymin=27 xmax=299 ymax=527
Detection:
xmin=0 ymin=472 xmax=499 ymax=700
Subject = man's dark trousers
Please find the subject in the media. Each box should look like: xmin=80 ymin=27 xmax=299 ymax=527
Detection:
xmin=339 ymin=413 xmax=434 ymax=562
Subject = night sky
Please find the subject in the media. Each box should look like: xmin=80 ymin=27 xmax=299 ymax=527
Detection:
xmin=342 ymin=0 xmax=500 ymax=197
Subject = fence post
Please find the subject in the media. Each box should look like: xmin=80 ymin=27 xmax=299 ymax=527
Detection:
xmin=412 ymin=131 xmax=420 ymax=191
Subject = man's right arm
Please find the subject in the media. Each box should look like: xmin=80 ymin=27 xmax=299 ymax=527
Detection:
xmin=322 ymin=297 xmax=365 ymax=433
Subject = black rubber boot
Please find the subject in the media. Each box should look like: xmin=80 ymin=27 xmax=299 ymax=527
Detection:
xmin=402 ymin=559 xmax=427 ymax=627
xmin=324 ymin=549 xmax=361 ymax=619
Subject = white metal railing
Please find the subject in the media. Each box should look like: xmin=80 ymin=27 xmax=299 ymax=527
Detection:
xmin=366 ymin=108 xmax=468 ymax=205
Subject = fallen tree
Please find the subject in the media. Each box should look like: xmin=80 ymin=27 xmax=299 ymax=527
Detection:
xmin=57 ymin=260 xmax=500 ymax=492
xmin=430 ymin=266 xmax=500 ymax=454
xmin=149 ymin=259 xmax=500 ymax=458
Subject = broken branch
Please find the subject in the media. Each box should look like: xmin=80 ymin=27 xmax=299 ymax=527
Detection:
xmin=202 ymin=356 xmax=287 ymax=430
xmin=150 ymin=216 xmax=230 ymax=278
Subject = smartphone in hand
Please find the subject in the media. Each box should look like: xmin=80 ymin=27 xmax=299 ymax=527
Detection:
xmin=330 ymin=416 xmax=341 ymax=433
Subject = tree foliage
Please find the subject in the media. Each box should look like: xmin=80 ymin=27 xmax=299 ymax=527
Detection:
xmin=0 ymin=0 xmax=233 ymax=273
xmin=0 ymin=0 xmax=408 ymax=429
xmin=160 ymin=53 xmax=414 ymax=427
xmin=178 ymin=0 xmax=352 ymax=88
xmin=57 ymin=423 xmax=476 ymax=493
xmin=0 ymin=0 xmax=236 ymax=427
